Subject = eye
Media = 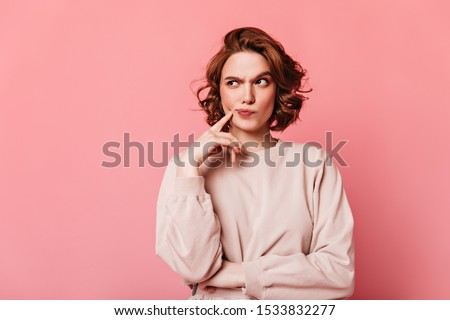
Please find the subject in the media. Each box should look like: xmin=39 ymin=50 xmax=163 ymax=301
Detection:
xmin=226 ymin=80 xmax=238 ymax=87
xmin=256 ymin=78 xmax=270 ymax=86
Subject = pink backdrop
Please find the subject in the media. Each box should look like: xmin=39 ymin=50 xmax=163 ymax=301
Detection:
xmin=1 ymin=0 xmax=449 ymax=299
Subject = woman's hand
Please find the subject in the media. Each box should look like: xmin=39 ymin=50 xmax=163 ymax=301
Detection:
xmin=198 ymin=260 xmax=245 ymax=293
xmin=177 ymin=111 xmax=242 ymax=172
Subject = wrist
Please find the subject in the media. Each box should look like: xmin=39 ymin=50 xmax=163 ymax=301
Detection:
xmin=233 ymin=262 xmax=245 ymax=288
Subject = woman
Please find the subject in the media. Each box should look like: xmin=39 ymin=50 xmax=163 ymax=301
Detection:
xmin=155 ymin=27 xmax=355 ymax=300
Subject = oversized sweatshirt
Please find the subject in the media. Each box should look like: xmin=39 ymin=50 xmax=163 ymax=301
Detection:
xmin=155 ymin=138 xmax=355 ymax=300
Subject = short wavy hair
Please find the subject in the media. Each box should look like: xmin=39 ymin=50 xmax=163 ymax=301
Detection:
xmin=195 ymin=26 xmax=311 ymax=132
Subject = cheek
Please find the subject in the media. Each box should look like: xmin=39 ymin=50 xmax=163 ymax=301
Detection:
xmin=261 ymin=90 xmax=276 ymax=109
xmin=220 ymin=90 xmax=238 ymax=109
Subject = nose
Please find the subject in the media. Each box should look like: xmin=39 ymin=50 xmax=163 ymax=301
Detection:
xmin=242 ymin=84 xmax=255 ymax=104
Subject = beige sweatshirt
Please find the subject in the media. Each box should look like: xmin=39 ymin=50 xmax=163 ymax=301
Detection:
xmin=155 ymin=138 xmax=355 ymax=300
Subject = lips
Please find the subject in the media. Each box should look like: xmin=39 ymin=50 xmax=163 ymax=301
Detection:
xmin=236 ymin=109 xmax=255 ymax=116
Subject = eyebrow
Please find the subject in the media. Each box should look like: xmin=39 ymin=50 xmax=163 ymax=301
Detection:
xmin=223 ymin=71 xmax=272 ymax=82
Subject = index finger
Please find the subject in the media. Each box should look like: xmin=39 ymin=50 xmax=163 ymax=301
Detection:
xmin=210 ymin=110 xmax=233 ymax=131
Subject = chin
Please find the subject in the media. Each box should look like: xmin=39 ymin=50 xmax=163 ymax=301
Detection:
xmin=233 ymin=125 xmax=264 ymax=135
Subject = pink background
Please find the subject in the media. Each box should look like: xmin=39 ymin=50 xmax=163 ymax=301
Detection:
xmin=1 ymin=0 xmax=449 ymax=299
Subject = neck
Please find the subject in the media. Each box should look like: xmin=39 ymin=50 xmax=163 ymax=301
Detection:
xmin=229 ymin=127 xmax=277 ymax=152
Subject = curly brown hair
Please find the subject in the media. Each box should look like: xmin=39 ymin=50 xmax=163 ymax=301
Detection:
xmin=195 ymin=26 xmax=311 ymax=132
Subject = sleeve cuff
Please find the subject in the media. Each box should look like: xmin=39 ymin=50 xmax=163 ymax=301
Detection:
xmin=174 ymin=176 xmax=207 ymax=195
xmin=242 ymin=259 xmax=266 ymax=299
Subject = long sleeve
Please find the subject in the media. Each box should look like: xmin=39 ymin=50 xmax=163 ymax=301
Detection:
xmin=241 ymin=149 xmax=355 ymax=300
xmin=155 ymin=157 xmax=223 ymax=283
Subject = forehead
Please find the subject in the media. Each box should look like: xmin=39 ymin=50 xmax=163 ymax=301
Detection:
xmin=221 ymin=51 xmax=270 ymax=78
